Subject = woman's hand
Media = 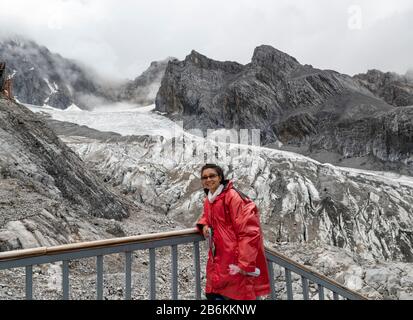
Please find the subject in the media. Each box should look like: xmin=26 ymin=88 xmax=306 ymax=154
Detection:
xmin=228 ymin=264 xmax=260 ymax=277
xmin=228 ymin=264 xmax=247 ymax=275
xmin=202 ymin=225 xmax=210 ymax=238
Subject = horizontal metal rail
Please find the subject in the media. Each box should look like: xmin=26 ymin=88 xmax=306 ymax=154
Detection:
xmin=0 ymin=228 xmax=367 ymax=300
xmin=0 ymin=228 xmax=204 ymax=300
xmin=0 ymin=229 xmax=201 ymax=262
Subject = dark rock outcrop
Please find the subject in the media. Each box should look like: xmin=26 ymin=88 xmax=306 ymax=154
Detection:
xmin=354 ymin=69 xmax=413 ymax=107
xmin=156 ymin=45 xmax=413 ymax=175
xmin=0 ymin=62 xmax=6 ymax=90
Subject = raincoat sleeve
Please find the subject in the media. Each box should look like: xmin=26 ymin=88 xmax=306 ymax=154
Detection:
xmin=196 ymin=199 xmax=208 ymax=234
xmin=227 ymin=191 xmax=260 ymax=273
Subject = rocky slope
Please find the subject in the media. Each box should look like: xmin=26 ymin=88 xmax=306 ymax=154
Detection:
xmin=155 ymin=46 xmax=413 ymax=176
xmin=0 ymin=97 xmax=130 ymax=252
xmin=0 ymin=38 xmax=119 ymax=109
xmin=354 ymin=69 xmax=413 ymax=107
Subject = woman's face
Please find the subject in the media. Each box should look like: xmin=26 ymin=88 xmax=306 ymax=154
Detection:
xmin=201 ymin=168 xmax=221 ymax=193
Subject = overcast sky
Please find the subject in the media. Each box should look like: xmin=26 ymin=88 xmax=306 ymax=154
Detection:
xmin=0 ymin=0 xmax=412 ymax=80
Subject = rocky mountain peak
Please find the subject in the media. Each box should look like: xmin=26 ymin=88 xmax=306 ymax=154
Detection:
xmin=360 ymin=69 xmax=395 ymax=83
xmin=150 ymin=61 xmax=160 ymax=68
xmin=149 ymin=57 xmax=176 ymax=68
xmin=156 ymin=45 xmax=412 ymax=175
xmin=251 ymin=45 xmax=300 ymax=72
xmin=183 ymin=49 xmax=244 ymax=73
xmin=185 ymin=50 xmax=210 ymax=65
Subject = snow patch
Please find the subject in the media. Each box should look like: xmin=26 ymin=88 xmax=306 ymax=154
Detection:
xmin=65 ymin=104 xmax=83 ymax=112
xmin=23 ymin=102 xmax=183 ymax=139
xmin=44 ymin=78 xmax=58 ymax=94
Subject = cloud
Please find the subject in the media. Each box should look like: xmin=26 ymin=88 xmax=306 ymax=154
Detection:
xmin=0 ymin=0 xmax=412 ymax=79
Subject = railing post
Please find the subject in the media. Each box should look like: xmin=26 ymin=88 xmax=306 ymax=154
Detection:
xmin=302 ymin=276 xmax=309 ymax=300
xmin=62 ymin=260 xmax=69 ymax=300
xmin=171 ymin=245 xmax=178 ymax=300
xmin=333 ymin=292 xmax=340 ymax=300
xmin=97 ymin=255 xmax=104 ymax=300
xmin=267 ymin=262 xmax=276 ymax=300
xmin=25 ymin=265 xmax=33 ymax=300
xmin=125 ymin=252 xmax=132 ymax=300
xmin=285 ymin=268 xmax=293 ymax=300
xmin=265 ymin=248 xmax=367 ymax=300
xmin=193 ymin=241 xmax=201 ymax=300
xmin=149 ymin=248 xmax=156 ymax=300
xmin=318 ymin=284 xmax=325 ymax=300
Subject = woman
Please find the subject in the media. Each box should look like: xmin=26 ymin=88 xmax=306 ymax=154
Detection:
xmin=196 ymin=164 xmax=270 ymax=300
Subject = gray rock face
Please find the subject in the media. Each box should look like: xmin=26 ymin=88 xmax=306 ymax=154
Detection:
xmin=0 ymin=38 xmax=119 ymax=109
xmin=156 ymin=45 xmax=413 ymax=175
xmin=0 ymin=96 xmax=129 ymax=251
xmin=354 ymin=69 xmax=413 ymax=107
xmin=119 ymin=58 xmax=175 ymax=106
xmin=0 ymin=63 xmax=6 ymax=92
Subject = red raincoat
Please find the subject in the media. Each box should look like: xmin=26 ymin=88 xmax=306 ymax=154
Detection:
xmin=196 ymin=180 xmax=270 ymax=300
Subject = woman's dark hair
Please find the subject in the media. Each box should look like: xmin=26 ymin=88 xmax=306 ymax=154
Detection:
xmin=201 ymin=164 xmax=225 ymax=184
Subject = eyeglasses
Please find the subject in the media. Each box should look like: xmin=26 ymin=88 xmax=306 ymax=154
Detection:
xmin=201 ymin=174 xmax=219 ymax=181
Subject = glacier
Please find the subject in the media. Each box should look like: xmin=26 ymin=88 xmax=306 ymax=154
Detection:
xmin=23 ymin=102 xmax=413 ymax=299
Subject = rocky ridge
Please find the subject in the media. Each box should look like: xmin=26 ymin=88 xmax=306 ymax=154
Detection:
xmin=354 ymin=69 xmax=413 ymax=107
xmin=155 ymin=45 xmax=413 ymax=176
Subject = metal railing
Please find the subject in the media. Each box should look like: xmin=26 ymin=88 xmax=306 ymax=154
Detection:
xmin=0 ymin=228 xmax=366 ymax=300
xmin=265 ymin=248 xmax=366 ymax=300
